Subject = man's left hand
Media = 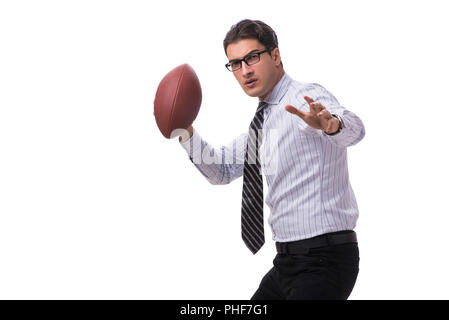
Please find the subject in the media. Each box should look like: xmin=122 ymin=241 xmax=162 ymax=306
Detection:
xmin=285 ymin=96 xmax=340 ymax=134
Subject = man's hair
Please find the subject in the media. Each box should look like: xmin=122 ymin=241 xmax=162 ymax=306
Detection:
xmin=223 ymin=19 xmax=279 ymax=55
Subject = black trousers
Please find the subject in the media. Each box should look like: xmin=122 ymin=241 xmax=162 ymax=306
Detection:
xmin=251 ymin=239 xmax=359 ymax=300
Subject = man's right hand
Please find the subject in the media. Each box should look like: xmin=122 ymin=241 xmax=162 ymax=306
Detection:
xmin=178 ymin=125 xmax=194 ymax=143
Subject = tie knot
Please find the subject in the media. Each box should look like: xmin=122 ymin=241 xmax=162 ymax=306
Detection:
xmin=256 ymin=101 xmax=268 ymax=113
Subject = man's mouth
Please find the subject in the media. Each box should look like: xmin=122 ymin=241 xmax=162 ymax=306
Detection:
xmin=244 ymin=79 xmax=257 ymax=88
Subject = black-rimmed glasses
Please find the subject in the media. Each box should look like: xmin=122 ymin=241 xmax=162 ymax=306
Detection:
xmin=225 ymin=48 xmax=273 ymax=72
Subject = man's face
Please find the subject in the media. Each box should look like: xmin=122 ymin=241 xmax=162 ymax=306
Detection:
xmin=226 ymin=38 xmax=281 ymax=100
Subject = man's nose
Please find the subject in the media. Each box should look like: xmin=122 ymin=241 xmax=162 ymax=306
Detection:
xmin=241 ymin=62 xmax=254 ymax=77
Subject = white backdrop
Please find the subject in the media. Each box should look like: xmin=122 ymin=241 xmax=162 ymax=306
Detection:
xmin=1 ymin=0 xmax=448 ymax=299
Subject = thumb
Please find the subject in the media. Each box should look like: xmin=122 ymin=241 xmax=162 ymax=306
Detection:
xmin=285 ymin=105 xmax=305 ymax=119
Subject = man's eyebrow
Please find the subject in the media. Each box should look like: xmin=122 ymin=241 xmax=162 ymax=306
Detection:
xmin=228 ymin=49 xmax=261 ymax=62
xmin=244 ymin=49 xmax=260 ymax=56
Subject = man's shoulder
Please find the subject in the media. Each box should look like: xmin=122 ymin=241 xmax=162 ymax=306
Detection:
xmin=284 ymin=77 xmax=329 ymax=101
xmin=288 ymin=77 xmax=327 ymax=93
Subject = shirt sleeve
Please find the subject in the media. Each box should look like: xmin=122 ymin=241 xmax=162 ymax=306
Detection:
xmin=179 ymin=128 xmax=247 ymax=185
xmin=312 ymin=83 xmax=366 ymax=147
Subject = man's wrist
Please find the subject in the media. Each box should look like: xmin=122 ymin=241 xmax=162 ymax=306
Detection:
xmin=179 ymin=126 xmax=194 ymax=143
xmin=324 ymin=114 xmax=343 ymax=136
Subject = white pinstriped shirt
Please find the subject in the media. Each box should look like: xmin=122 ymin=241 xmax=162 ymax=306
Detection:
xmin=179 ymin=73 xmax=365 ymax=242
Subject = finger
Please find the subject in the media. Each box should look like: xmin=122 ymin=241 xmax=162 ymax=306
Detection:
xmin=311 ymin=102 xmax=325 ymax=114
xmin=317 ymin=109 xmax=332 ymax=119
xmin=304 ymin=96 xmax=323 ymax=113
xmin=304 ymin=96 xmax=314 ymax=105
xmin=285 ymin=105 xmax=306 ymax=119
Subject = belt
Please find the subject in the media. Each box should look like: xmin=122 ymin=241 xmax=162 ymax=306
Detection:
xmin=275 ymin=230 xmax=357 ymax=254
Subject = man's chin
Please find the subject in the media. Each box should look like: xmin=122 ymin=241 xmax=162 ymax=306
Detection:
xmin=243 ymin=88 xmax=262 ymax=98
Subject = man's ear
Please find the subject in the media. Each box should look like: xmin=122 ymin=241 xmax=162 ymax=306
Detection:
xmin=272 ymin=48 xmax=282 ymax=66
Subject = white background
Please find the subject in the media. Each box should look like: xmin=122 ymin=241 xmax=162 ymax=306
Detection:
xmin=1 ymin=0 xmax=448 ymax=299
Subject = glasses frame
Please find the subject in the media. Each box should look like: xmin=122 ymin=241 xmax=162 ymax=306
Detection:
xmin=225 ymin=48 xmax=273 ymax=72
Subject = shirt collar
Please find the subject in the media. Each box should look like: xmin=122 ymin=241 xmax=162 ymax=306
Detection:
xmin=262 ymin=72 xmax=291 ymax=105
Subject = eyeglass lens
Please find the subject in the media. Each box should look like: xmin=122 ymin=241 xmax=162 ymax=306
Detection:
xmin=230 ymin=53 xmax=260 ymax=71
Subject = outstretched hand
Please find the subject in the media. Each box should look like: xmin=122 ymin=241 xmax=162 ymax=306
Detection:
xmin=285 ymin=96 xmax=340 ymax=134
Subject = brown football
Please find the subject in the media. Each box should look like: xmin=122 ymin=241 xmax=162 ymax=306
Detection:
xmin=154 ymin=64 xmax=202 ymax=139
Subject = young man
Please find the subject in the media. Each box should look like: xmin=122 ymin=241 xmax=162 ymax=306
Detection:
xmin=178 ymin=19 xmax=365 ymax=300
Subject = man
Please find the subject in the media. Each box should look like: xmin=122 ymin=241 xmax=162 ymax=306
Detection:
xmin=177 ymin=19 xmax=365 ymax=300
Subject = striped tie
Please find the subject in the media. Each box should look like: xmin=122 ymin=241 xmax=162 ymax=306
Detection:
xmin=241 ymin=101 xmax=267 ymax=254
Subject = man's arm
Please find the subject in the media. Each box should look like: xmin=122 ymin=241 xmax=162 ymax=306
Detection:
xmin=285 ymin=84 xmax=365 ymax=147
xmin=313 ymin=84 xmax=365 ymax=147
xmin=178 ymin=126 xmax=247 ymax=185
